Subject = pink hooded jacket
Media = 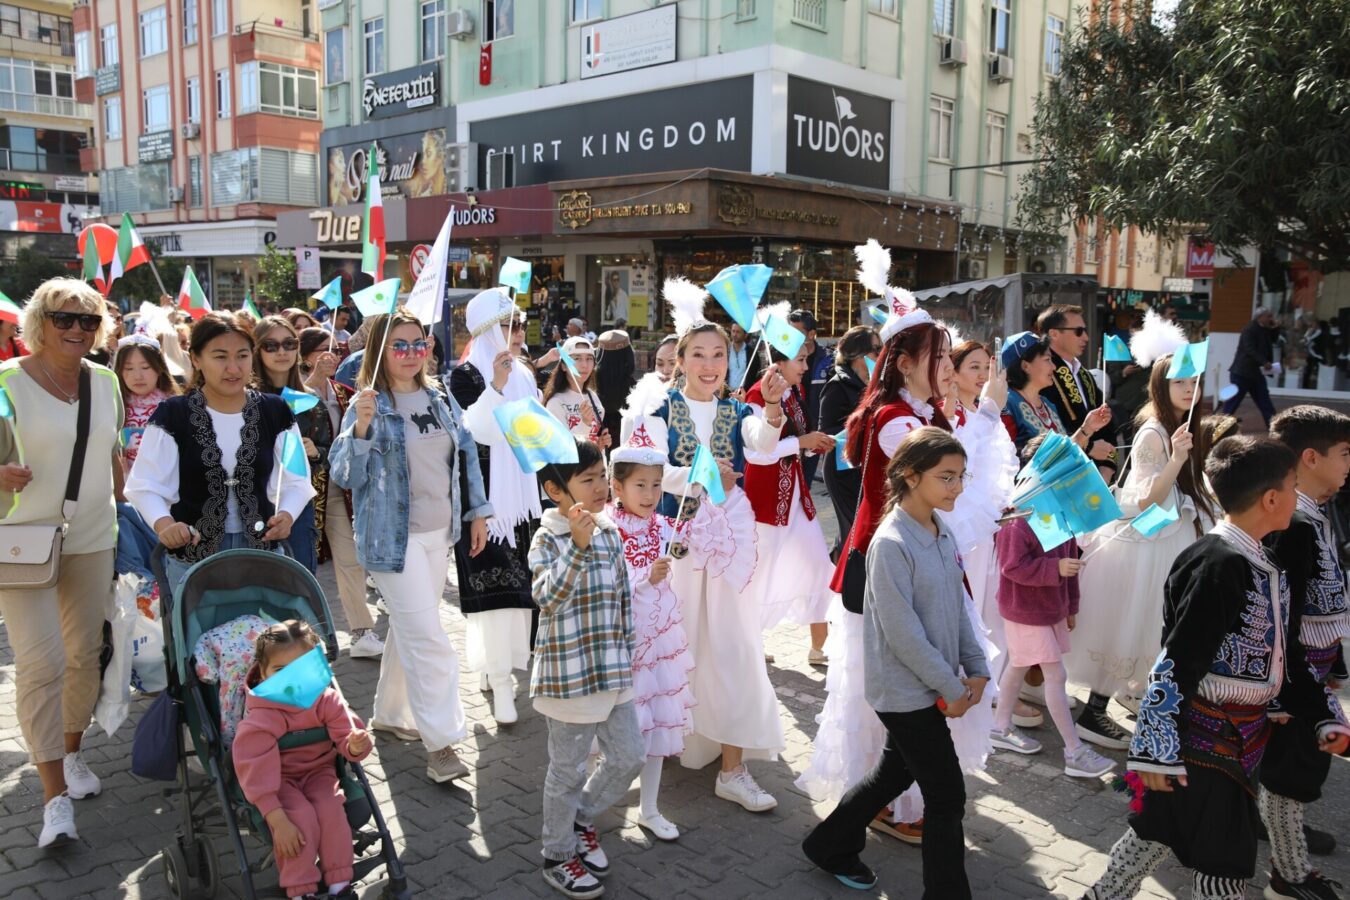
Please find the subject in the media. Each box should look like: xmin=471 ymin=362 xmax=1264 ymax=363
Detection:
xmin=233 ymin=687 xmax=371 ymax=818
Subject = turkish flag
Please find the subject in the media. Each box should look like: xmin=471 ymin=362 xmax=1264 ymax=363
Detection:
xmin=479 ymin=43 xmax=492 ymax=86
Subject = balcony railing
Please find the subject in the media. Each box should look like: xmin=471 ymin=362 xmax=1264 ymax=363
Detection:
xmin=0 ymin=93 xmax=91 ymax=119
xmin=792 ymin=0 xmax=826 ymax=30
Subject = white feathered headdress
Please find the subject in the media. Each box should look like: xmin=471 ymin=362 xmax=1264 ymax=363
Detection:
xmin=624 ymin=371 xmax=671 ymax=419
xmin=855 ymin=239 xmax=932 ymax=343
xmin=663 ymin=277 xmax=709 ymax=337
xmin=1129 ymin=308 xmax=1188 ymax=369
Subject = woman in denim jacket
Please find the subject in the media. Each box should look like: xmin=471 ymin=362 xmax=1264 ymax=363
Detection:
xmin=330 ymin=309 xmax=492 ymax=784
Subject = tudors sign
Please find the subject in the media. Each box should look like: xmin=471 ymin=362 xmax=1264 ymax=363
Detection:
xmin=363 ymin=63 xmax=439 ymax=120
xmin=785 ymin=77 xmax=891 ymax=191
xmin=469 ymin=76 xmax=753 ymax=185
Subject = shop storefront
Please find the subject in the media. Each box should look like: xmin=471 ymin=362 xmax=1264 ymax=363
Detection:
xmin=137 ymin=220 xmax=282 ymax=308
xmin=274 ymin=198 xmax=409 ymax=305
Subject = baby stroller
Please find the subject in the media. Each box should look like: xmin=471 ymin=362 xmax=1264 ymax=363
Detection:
xmin=150 ymin=546 xmax=411 ymax=899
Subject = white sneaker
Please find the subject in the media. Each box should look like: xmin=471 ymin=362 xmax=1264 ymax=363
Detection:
xmin=714 ymin=768 xmax=777 ymax=812
xmin=63 ymin=751 xmax=101 ymax=800
xmin=989 ymin=727 xmax=1043 ymax=755
xmin=636 ymin=812 xmax=680 ymax=841
xmin=349 ymin=630 xmax=384 ymax=659
xmin=1064 ymin=745 xmax=1117 ymax=779
xmin=38 ymin=794 xmax=77 ymax=848
xmin=490 ymin=674 xmax=518 ymax=725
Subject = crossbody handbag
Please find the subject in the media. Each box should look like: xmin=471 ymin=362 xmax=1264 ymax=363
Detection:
xmin=840 ymin=417 xmax=873 ymax=614
xmin=0 ymin=364 xmax=91 ymax=589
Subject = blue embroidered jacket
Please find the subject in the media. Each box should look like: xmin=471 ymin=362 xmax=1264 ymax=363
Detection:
xmin=1266 ymin=494 xmax=1350 ymax=655
xmin=653 ymin=391 xmax=751 ymax=519
xmin=1130 ymin=524 xmax=1347 ymax=776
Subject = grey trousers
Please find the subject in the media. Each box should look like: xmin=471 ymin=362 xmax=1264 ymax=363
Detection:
xmin=541 ymin=701 xmax=646 ymax=861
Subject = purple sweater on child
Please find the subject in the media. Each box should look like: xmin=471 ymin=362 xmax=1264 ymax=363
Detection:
xmin=995 ymin=518 xmax=1080 ymax=626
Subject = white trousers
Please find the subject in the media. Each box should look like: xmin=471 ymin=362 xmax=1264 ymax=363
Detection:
xmin=466 ymin=607 xmax=534 ymax=678
xmin=370 ymin=528 xmax=466 ymax=751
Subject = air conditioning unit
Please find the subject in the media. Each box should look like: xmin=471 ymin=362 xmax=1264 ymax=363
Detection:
xmin=486 ymin=149 xmax=514 ymax=190
xmin=939 ymin=38 xmax=967 ymax=67
xmin=445 ymin=142 xmax=478 ymax=193
xmin=1029 ymin=256 xmax=1054 ymax=275
xmin=180 ymin=122 xmax=201 ymax=139
xmin=167 ymin=186 xmax=185 ymax=202
xmin=447 ymin=9 xmax=474 ymax=38
xmin=988 ymin=54 xmax=1014 ymax=82
xmin=959 ymin=258 xmax=986 ymax=280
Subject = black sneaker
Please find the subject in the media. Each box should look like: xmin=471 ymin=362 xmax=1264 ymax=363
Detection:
xmin=1264 ymin=869 xmax=1343 ymax=900
xmin=802 ymin=840 xmax=878 ymax=891
xmin=574 ymin=823 xmax=609 ymax=877
xmin=542 ymin=856 xmax=604 ymax=899
xmin=1306 ymin=825 xmax=1336 ymax=857
xmin=1075 ymin=708 xmax=1132 ymax=750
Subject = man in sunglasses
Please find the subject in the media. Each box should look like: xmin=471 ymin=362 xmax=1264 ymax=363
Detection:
xmin=1036 ymin=305 xmax=1117 ymax=483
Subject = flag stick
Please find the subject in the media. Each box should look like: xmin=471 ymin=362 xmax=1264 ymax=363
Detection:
xmin=1184 ymin=372 xmax=1201 ymax=428
xmin=137 ymin=237 xmax=171 ymax=298
xmin=662 ymin=476 xmax=695 ymax=559
xmin=1079 ymin=521 xmax=1135 ymax=564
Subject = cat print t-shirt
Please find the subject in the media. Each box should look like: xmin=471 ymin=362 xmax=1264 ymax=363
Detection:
xmin=394 ymin=390 xmax=453 ymax=534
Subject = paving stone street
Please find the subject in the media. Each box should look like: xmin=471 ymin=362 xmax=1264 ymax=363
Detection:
xmin=1 ymin=481 xmax=1347 ymax=899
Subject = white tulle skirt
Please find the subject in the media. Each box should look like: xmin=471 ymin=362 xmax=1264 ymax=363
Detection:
xmin=796 ymin=592 xmax=998 ymax=818
xmin=754 ymin=499 xmax=836 ymax=630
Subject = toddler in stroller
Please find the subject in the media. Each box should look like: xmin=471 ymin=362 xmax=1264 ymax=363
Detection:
xmin=234 ymin=619 xmax=372 ymax=899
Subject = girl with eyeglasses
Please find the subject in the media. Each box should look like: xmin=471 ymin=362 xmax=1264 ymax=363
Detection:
xmin=330 ymin=309 xmax=491 ymax=785
xmin=126 ymin=312 xmax=315 ymax=594
xmin=253 ymin=317 xmax=322 ymax=575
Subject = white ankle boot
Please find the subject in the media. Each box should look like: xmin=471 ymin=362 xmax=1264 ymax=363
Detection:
xmin=489 ymin=673 xmax=517 ymax=724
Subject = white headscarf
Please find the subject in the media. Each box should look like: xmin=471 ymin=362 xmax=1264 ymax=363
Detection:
xmin=463 ymin=288 xmax=541 ymax=545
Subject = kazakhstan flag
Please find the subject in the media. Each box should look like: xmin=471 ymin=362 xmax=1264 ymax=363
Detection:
xmin=492 ymin=397 xmax=580 ymax=473
xmin=250 ymin=645 xmax=332 ymax=710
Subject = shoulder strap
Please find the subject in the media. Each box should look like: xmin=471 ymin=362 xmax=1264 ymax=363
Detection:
xmin=62 ymin=364 xmax=92 ymax=521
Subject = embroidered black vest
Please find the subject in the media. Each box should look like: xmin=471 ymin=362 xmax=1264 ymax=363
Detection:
xmin=149 ymin=390 xmax=295 ymax=561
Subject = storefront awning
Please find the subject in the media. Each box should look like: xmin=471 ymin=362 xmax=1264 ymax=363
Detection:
xmin=913 ymin=273 xmax=1097 ymax=302
xmin=912 ymin=275 xmax=1017 ymax=302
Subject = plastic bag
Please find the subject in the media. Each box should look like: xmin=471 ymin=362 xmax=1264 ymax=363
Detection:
xmin=130 ymin=592 xmax=168 ymax=694
xmin=94 ymin=573 xmax=140 ymax=736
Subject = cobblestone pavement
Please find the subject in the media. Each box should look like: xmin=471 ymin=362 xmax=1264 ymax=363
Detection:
xmin=1 ymin=482 xmax=1347 ymax=899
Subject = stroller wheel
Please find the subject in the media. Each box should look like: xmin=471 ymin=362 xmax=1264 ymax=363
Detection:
xmin=192 ymin=835 xmax=220 ymax=898
xmin=162 ymin=842 xmax=192 ymax=900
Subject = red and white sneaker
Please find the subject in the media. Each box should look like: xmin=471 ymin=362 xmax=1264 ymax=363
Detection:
xmin=574 ymin=823 xmax=609 ymax=877
xmin=542 ymin=856 xmax=604 ymax=899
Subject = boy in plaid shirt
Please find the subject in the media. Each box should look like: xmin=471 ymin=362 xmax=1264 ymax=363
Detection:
xmin=529 ymin=440 xmax=646 ymax=899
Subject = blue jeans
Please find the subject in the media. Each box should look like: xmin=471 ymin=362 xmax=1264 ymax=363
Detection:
xmin=162 ymin=532 xmax=252 ymax=597
xmin=288 ymin=501 xmax=317 ymax=574
xmin=115 ymin=502 xmax=158 ymax=582
xmin=1222 ymin=372 xmax=1277 ymax=427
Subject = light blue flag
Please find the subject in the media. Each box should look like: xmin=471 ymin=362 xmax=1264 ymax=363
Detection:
xmin=689 ymin=443 xmax=726 ymax=505
xmin=865 ymin=356 xmax=876 ymax=378
xmin=1166 ymin=339 xmax=1209 ymax=380
xmin=280 ymin=386 xmax=320 ymax=415
xmin=1011 ymin=432 xmax=1122 ymax=537
xmin=249 ymin=645 xmax=332 ymax=710
xmin=311 ymin=276 xmax=344 ymax=310
xmin=759 ymin=312 xmax=805 ymax=360
xmin=1129 ymin=503 xmax=1179 ymax=537
xmin=834 ymin=430 xmax=853 ymax=470
xmin=120 ymin=426 xmax=144 ymax=449
xmin=499 ymin=257 xmax=532 ymax=295
xmin=706 ymin=266 xmax=758 ymax=333
xmin=867 ymin=305 xmax=888 ymax=325
xmin=1104 ymin=335 xmax=1132 ymax=363
xmin=739 ymin=264 xmax=773 ymax=304
xmin=555 ymin=342 xmax=581 ymax=380
xmin=279 ymin=430 xmax=310 ymax=479
xmin=1027 ymin=509 xmax=1076 ymax=552
xmin=350 ymin=278 xmax=400 ymax=318
xmin=492 ymin=397 xmax=580 ymax=473
xmin=0 ymin=387 xmax=13 ymax=419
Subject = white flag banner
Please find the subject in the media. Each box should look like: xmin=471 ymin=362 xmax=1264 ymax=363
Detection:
xmin=405 ymin=213 xmax=452 ymax=327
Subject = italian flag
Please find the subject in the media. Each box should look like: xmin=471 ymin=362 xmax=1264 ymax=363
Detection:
xmin=360 ymin=142 xmax=385 ymax=278
xmin=0 ymin=291 xmax=20 ymax=325
xmin=81 ymin=231 xmax=106 ymax=295
xmin=107 ymin=212 xmax=152 ymax=287
xmin=243 ymin=290 xmax=261 ymax=319
xmin=177 ymin=267 xmax=211 ymax=320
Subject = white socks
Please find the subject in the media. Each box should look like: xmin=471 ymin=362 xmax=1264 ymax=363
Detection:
xmin=639 ymin=757 xmax=664 ymax=818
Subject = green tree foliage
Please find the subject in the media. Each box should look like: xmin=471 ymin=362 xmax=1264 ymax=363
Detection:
xmin=111 ymin=256 xmax=185 ymax=310
xmin=257 ymin=244 xmax=303 ymax=308
xmin=0 ymin=248 xmax=69 ymax=301
xmin=1021 ymin=0 xmax=1350 ymax=270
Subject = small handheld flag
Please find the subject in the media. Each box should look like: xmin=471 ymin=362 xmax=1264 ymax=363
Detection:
xmin=81 ymin=229 xmax=106 ymax=294
xmin=1166 ymin=339 xmax=1208 ymax=380
xmin=360 ymin=142 xmax=386 ymax=277
xmin=176 ymin=267 xmax=211 ymax=320
xmin=499 ymin=257 xmax=532 ymax=295
xmin=1026 ymin=509 xmax=1076 ymax=552
xmin=758 ymin=310 xmax=805 ymax=360
xmin=0 ymin=388 xmax=12 ymax=419
xmin=867 ymin=305 xmax=888 ymax=325
xmin=108 ymin=212 xmax=152 ymax=288
xmin=556 ymin=342 xmax=581 ymax=380
xmin=249 ymin=645 xmax=332 ymax=710
xmin=1129 ymin=503 xmax=1179 ymax=537
xmin=688 ymin=443 xmax=726 ymax=505
xmin=834 ymin=431 xmax=853 ymax=470
xmin=405 ymin=213 xmax=452 ymax=327
xmin=865 ymin=356 xmax=876 ymax=379
xmin=492 ymin=397 xmax=580 ymax=474
xmin=706 ymin=264 xmax=774 ymax=333
xmin=1103 ymin=335 xmax=1132 ymax=363
xmin=0 ymin=292 xmax=20 ymax=326
xmin=120 ymin=426 xmax=143 ymax=448
xmin=279 ymin=430 xmax=311 ymax=479
xmin=280 ymin=386 xmax=320 ymax=415
xmin=350 ymin=278 xmax=400 ymax=318
xmin=243 ymin=291 xmax=261 ymax=319
xmin=312 ymin=276 xmax=344 ymax=311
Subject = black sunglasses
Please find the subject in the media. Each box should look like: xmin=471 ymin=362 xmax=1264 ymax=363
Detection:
xmin=47 ymin=311 xmax=103 ymax=332
xmin=1052 ymin=326 xmax=1088 ymax=337
xmin=260 ymin=339 xmax=299 ymax=353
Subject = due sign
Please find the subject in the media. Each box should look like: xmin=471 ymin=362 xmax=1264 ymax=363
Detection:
xmin=309 ymin=209 xmax=362 ymax=243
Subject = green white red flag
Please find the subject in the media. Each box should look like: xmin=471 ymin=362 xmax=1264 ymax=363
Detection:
xmin=177 ymin=267 xmax=211 ymax=320
xmin=108 ymin=212 xmax=152 ymax=287
xmin=360 ymin=142 xmax=385 ymax=278
xmin=81 ymin=230 xmax=106 ymax=294
xmin=0 ymin=291 xmax=20 ymax=325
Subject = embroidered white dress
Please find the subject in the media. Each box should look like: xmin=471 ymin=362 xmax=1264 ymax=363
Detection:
xmin=1066 ymin=418 xmax=1203 ymax=699
xmin=609 ymin=505 xmax=696 ymax=758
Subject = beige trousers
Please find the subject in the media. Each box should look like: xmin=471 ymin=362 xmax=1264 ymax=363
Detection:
xmin=0 ymin=548 xmax=114 ymax=763
xmin=324 ymin=478 xmax=374 ymax=632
